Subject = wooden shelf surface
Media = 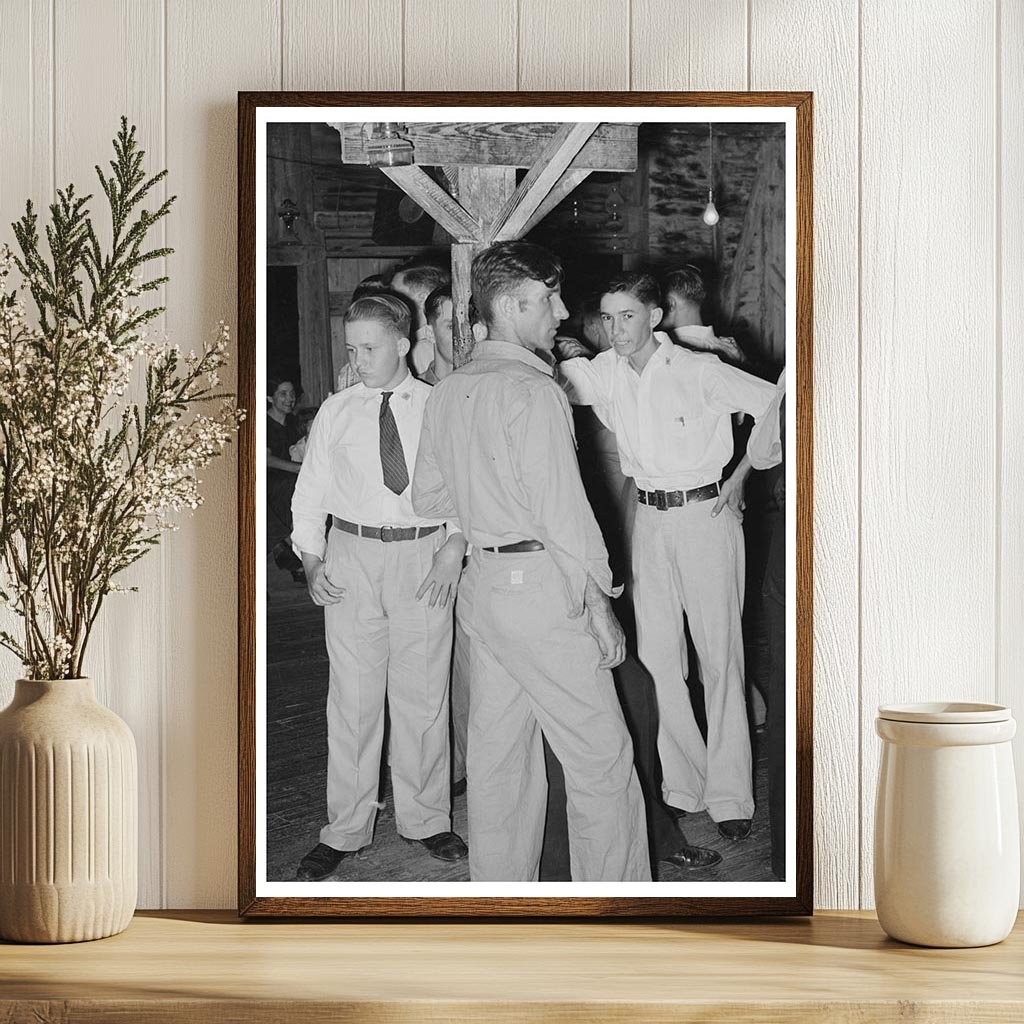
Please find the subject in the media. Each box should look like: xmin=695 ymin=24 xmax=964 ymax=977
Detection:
xmin=2 ymin=910 xmax=1023 ymax=1022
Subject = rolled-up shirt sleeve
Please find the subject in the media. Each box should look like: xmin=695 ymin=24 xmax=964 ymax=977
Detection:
xmin=512 ymin=385 xmax=615 ymax=614
xmin=557 ymin=355 xmax=615 ymax=429
xmin=748 ymin=369 xmax=786 ymax=470
xmin=290 ymin=406 xmax=333 ymax=561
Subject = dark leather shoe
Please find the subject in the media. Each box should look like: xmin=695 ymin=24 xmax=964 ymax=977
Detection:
xmin=405 ymin=831 xmax=468 ymax=862
xmin=661 ymin=845 xmax=723 ymax=869
xmin=717 ymin=818 xmax=753 ymax=842
xmin=296 ymin=842 xmax=349 ymax=880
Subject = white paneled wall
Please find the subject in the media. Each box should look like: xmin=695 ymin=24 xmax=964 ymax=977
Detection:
xmin=0 ymin=0 xmax=1017 ymax=910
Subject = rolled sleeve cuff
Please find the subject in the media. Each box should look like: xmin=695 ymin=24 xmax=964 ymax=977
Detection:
xmin=291 ymin=514 xmax=328 ymax=562
xmin=550 ymin=551 xmax=617 ymax=616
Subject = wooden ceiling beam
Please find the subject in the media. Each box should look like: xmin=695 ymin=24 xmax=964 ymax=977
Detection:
xmin=332 ymin=122 xmax=638 ymax=172
xmin=378 ymin=166 xmax=481 ymax=242
xmin=488 ymin=123 xmax=599 ymax=243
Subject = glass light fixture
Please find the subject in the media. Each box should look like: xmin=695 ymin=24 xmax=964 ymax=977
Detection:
xmin=702 ymin=123 xmax=720 ymax=226
xmin=363 ymin=122 xmax=414 ymax=167
xmin=605 ymin=180 xmax=626 ymax=250
xmin=276 ymin=198 xmax=302 ymax=245
xmin=568 ymin=196 xmax=583 ymax=234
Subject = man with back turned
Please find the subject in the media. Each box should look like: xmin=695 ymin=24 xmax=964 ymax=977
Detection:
xmin=412 ymin=241 xmax=650 ymax=882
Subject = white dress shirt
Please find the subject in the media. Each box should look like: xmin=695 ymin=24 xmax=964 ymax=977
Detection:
xmin=559 ymin=332 xmax=777 ymax=491
xmin=748 ymin=368 xmax=786 ymax=470
xmin=291 ymin=371 xmax=447 ymax=561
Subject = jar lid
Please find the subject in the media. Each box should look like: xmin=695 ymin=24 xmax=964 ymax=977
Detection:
xmin=877 ymin=701 xmax=1011 ymax=724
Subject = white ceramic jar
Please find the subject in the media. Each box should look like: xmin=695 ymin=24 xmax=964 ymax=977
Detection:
xmin=874 ymin=702 xmax=1019 ymax=947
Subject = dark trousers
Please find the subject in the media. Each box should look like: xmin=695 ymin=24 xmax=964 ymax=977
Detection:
xmin=267 ymin=469 xmax=297 ymax=551
xmin=540 ymin=629 xmax=684 ymax=881
xmin=763 ymin=506 xmax=786 ymax=880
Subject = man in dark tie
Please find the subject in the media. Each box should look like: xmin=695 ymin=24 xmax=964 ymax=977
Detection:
xmin=290 ymin=293 xmax=468 ymax=881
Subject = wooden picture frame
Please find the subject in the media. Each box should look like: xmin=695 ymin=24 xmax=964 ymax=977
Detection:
xmin=238 ymin=91 xmax=813 ymax=917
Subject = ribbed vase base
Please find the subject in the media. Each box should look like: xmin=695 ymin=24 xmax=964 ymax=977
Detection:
xmin=0 ymin=880 xmax=135 ymax=943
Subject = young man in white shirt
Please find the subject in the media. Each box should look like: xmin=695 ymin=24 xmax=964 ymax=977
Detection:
xmin=660 ymin=264 xmax=745 ymax=366
xmin=559 ymin=272 xmax=776 ymax=843
xmin=291 ymin=293 xmax=468 ymax=881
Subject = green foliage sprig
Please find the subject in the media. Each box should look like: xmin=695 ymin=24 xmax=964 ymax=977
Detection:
xmin=0 ymin=118 xmax=242 ymax=679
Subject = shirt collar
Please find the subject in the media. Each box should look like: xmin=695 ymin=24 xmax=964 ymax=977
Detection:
xmin=612 ymin=332 xmax=679 ymax=373
xmin=672 ymin=324 xmax=715 ymax=346
xmin=653 ymin=330 xmax=683 ymax=353
xmin=356 ymin=369 xmax=415 ymax=398
xmin=471 ymin=339 xmax=554 ymax=377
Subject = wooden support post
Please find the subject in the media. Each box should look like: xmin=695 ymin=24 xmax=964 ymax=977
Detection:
xmin=449 ymin=167 xmax=516 ymax=367
xmin=451 ymin=243 xmax=475 ymax=368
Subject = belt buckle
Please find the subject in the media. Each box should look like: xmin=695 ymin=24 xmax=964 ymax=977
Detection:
xmin=655 ymin=489 xmax=668 ymax=511
xmin=380 ymin=525 xmax=396 ymax=543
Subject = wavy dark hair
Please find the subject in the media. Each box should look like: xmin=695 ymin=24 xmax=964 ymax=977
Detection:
xmin=471 ymin=241 xmax=563 ymax=324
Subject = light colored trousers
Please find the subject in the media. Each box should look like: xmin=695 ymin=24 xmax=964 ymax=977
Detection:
xmin=459 ymin=548 xmax=651 ymax=882
xmin=319 ymin=527 xmax=453 ymax=851
xmin=633 ymin=500 xmax=754 ymax=822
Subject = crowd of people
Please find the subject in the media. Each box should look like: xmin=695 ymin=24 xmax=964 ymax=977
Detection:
xmin=268 ymin=240 xmax=787 ymax=884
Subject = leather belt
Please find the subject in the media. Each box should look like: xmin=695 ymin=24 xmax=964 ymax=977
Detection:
xmin=332 ymin=516 xmax=441 ymax=543
xmin=481 ymin=540 xmax=546 ymax=553
xmin=637 ymin=483 xmax=720 ymax=510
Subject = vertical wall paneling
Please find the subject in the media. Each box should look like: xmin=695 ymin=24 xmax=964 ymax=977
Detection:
xmin=1 ymin=0 xmax=1021 ymax=911
xmin=164 ymin=0 xmax=280 ymax=907
xmin=750 ymin=0 xmax=860 ymax=909
xmin=518 ymin=0 xmax=629 ymax=91
xmin=630 ymin=0 xmax=746 ymax=91
xmin=999 ymin=0 xmax=1024 ymax=897
xmin=859 ymin=0 xmax=998 ymax=908
xmin=53 ymin=0 xmax=166 ymax=908
xmin=0 ymin=2 xmax=54 ymax=695
xmin=404 ymin=0 xmax=517 ymax=90
xmin=0 ymin=0 xmax=51 ymax=230
xmin=283 ymin=0 xmax=402 ymax=91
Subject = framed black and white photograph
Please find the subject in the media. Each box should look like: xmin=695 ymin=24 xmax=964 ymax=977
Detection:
xmin=238 ymin=91 xmax=812 ymax=917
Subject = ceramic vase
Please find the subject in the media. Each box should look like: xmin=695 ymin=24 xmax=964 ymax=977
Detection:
xmin=874 ymin=702 xmax=1019 ymax=948
xmin=0 ymin=678 xmax=137 ymax=943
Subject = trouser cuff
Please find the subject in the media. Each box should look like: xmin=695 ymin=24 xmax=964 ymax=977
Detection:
xmin=706 ymin=801 xmax=755 ymax=823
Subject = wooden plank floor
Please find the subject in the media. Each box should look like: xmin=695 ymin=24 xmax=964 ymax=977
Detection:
xmin=265 ymin=554 xmax=774 ymax=884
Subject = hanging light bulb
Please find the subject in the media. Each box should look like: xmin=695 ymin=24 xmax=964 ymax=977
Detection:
xmin=702 ymin=189 xmax=720 ymax=226
xmin=702 ymin=123 xmax=720 ymax=227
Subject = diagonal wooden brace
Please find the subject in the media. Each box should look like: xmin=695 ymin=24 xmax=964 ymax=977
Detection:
xmin=517 ymin=168 xmax=593 ymax=237
xmin=380 ymin=165 xmax=481 ymax=243
xmin=488 ymin=122 xmax=600 ymax=243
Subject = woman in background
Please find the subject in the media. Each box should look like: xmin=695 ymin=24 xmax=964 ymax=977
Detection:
xmin=267 ymin=376 xmax=306 ymax=583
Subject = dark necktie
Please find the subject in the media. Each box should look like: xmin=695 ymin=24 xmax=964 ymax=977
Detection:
xmin=379 ymin=391 xmax=409 ymax=495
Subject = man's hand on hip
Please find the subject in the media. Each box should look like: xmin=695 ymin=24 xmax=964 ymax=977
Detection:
xmin=416 ymin=533 xmax=467 ymax=608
